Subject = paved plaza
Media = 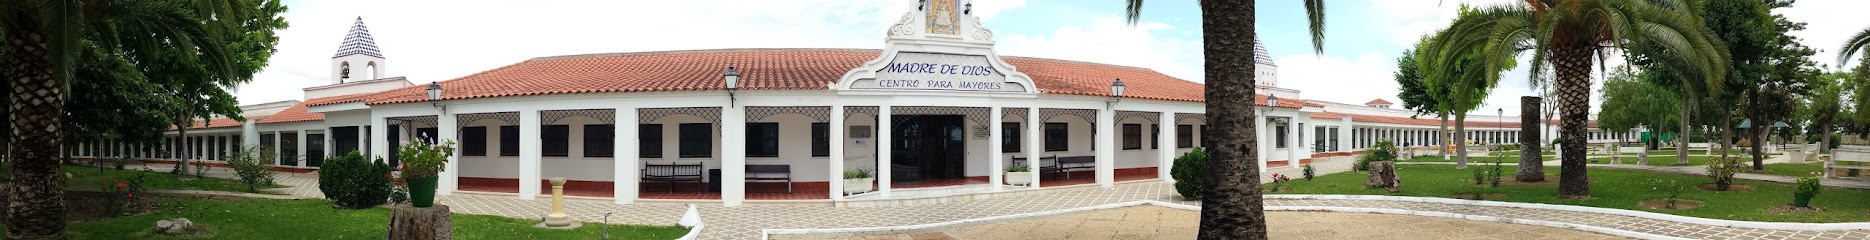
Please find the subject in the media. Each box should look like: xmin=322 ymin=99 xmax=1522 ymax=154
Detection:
xmin=778 ymin=206 xmax=1628 ymax=240
xmin=129 ymin=158 xmax=1870 ymax=240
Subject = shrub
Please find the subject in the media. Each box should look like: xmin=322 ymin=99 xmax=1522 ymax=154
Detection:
xmin=842 ymin=168 xmax=873 ymax=179
xmin=98 ymin=170 xmax=148 ymax=216
xmin=389 ymin=174 xmax=410 ymax=206
xmin=1301 ymin=164 xmax=1315 ymax=181
xmin=318 ymin=151 xmax=392 ymax=209
xmin=226 ymin=146 xmax=278 ymax=193
xmin=1266 ymin=173 xmax=1291 ymax=192
xmin=1706 ymin=156 xmax=1748 ymax=191
xmin=1355 ymin=141 xmax=1398 ymax=171
xmin=1006 ymin=165 xmax=1029 ymax=172
xmin=1170 ymin=147 xmax=1208 ymax=200
xmin=194 ymin=161 xmax=212 ymax=177
xmin=1794 ymin=177 xmax=1821 ymax=208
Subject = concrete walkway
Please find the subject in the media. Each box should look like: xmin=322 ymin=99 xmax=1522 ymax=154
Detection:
xmin=781 ymin=206 xmax=1629 ymax=240
xmin=129 ymin=159 xmax=1870 ymax=240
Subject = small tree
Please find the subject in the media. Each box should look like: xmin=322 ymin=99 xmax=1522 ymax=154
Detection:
xmin=1170 ymin=147 xmax=1207 ymax=200
xmin=1706 ymin=156 xmax=1748 ymax=191
xmin=225 ymin=146 xmax=278 ymax=193
xmin=318 ymin=151 xmax=392 ymax=209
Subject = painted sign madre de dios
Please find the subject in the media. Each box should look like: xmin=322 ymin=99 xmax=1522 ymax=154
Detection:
xmin=853 ymin=52 xmax=1020 ymax=92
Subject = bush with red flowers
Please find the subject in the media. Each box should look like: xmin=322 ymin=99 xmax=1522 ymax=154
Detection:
xmin=98 ymin=170 xmax=148 ymax=216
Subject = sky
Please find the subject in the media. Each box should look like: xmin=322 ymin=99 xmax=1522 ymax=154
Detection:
xmin=239 ymin=0 xmax=1870 ymax=118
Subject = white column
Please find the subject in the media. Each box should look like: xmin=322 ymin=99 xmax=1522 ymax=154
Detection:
xmin=877 ymin=105 xmax=893 ymax=198
xmin=439 ymin=112 xmax=460 ymax=195
xmin=242 ymin=120 xmax=259 ymax=155
xmin=1340 ymin=117 xmax=1353 ymax=152
xmin=1287 ymin=116 xmax=1300 ymax=166
xmin=616 ymin=108 xmax=639 ymax=204
xmin=297 ymin=130 xmax=309 ymax=168
xmin=828 ymin=105 xmax=845 ymax=200
xmin=1157 ymin=111 xmax=1174 ymax=181
xmin=988 ymin=107 xmax=1004 ymax=191
xmin=1095 ymin=108 xmax=1115 ymax=188
xmin=272 ymin=132 xmax=283 ymax=165
xmin=1026 ymin=107 xmax=1042 ymax=189
xmin=371 ymin=117 xmax=389 ymax=164
xmin=519 ymin=110 xmax=542 ymax=200
xmin=721 ymin=106 xmax=748 ymax=206
xmin=324 ymin=129 xmax=335 ymax=158
xmin=1255 ymin=112 xmax=1268 ymax=171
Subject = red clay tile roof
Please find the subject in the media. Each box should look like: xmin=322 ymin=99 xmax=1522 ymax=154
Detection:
xmin=172 ymin=118 xmax=250 ymax=130
xmin=258 ymin=94 xmax=375 ymax=124
xmin=1310 ymin=112 xmax=1346 ymax=119
xmin=312 ymin=48 xmax=1311 ymax=108
xmin=1365 ymin=98 xmax=1393 ymax=105
xmin=1339 ymin=112 xmax=1526 ymax=128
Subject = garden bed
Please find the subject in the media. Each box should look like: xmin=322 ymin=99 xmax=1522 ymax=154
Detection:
xmin=47 ymin=195 xmax=689 ymax=239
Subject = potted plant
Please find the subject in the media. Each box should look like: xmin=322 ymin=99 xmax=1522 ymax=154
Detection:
xmin=842 ymin=168 xmax=873 ymax=195
xmin=396 ymin=136 xmax=456 ymax=208
xmin=1005 ymin=165 xmax=1032 ymax=186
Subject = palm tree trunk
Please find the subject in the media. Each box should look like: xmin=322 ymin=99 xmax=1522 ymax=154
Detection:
xmin=1454 ymin=113 xmax=1469 ymax=169
xmin=1553 ymin=45 xmax=1593 ymax=199
xmin=4 ymin=24 xmax=72 ymax=239
xmin=1517 ymin=96 xmax=1544 ymax=182
xmin=1196 ymin=0 xmax=1267 ymax=239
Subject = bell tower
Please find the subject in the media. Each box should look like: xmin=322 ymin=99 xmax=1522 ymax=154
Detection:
xmin=331 ymin=17 xmax=386 ymax=85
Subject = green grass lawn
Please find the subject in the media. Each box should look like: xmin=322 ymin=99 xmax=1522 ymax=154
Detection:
xmin=57 ymin=197 xmax=688 ymax=239
xmin=60 ymin=165 xmax=279 ymax=193
xmin=1272 ymin=165 xmax=1870 ymax=223
xmin=1403 ymin=155 xmax=1525 ymax=163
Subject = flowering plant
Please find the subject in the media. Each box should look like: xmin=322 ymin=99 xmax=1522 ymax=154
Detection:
xmin=1267 ymin=173 xmax=1292 ymax=192
xmin=396 ymin=135 xmax=457 ymax=179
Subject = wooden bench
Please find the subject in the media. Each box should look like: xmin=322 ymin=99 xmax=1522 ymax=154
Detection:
xmin=1044 ymin=156 xmax=1096 ymax=180
xmin=745 ymin=164 xmax=792 ymax=193
xmin=641 ymin=162 xmax=704 ymax=192
xmin=1826 ymin=149 xmax=1870 ymax=179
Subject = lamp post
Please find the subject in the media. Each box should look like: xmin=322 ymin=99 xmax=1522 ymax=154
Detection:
xmin=1498 ymin=108 xmax=1503 ymax=149
xmin=1107 ymin=78 xmax=1126 ymax=108
xmin=723 ymin=66 xmax=740 ymax=107
xmin=1263 ymin=95 xmax=1278 ymax=157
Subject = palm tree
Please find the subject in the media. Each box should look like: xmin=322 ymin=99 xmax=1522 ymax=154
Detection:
xmin=1 ymin=0 xmax=247 ymax=238
xmin=1122 ymin=0 xmax=1324 ymax=239
xmin=1421 ymin=0 xmax=1728 ymax=198
xmin=1839 ymin=25 xmax=1870 ymax=71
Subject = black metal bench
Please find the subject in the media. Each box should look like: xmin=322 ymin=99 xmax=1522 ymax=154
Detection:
xmin=1044 ymin=156 xmax=1096 ymax=180
xmin=642 ymin=162 xmax=704 ymax=192
xmin=745 ymin=165 xmax=793 ymax=193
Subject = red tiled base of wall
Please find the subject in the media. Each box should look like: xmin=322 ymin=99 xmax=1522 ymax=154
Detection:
xmin=66 ymin=157 xmax=317 ymax=173
xmin=458 ymin=177 xmax=833 ymax=200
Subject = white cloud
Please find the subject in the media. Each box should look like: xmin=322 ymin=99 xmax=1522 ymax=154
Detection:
xmin=1368 ymin=0 xmax=1522 ymax=47
xmin=996 ymin=15 xmax=1203 ymax=83
xmin=1778 ymin=0 xmax=1870 ymax=70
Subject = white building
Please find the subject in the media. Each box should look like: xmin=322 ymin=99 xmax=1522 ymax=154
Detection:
xmin=67 ymin=4 xmax=1637 ymax=207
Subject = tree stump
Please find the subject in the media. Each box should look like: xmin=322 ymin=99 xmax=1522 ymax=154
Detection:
xmin=388 ymin=203 xmax=453 ymax=240
xmin=1365 ymin=161 xmax=1401 ymax=192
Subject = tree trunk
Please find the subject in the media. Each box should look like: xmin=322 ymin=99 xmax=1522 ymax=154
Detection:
xmin=1455 ymin=113 xmax=1468 ymax=169
xmin=1678 ymin=91 xmax=1691 ymax=165
xmin=388 ymin=204 xmax=454 ymax=240
xmin=1721 ymin=113 xmax=1733 ymax=161
xmin=1517 ymin=96 xmax=1544 ymax=182
xmin=1553 ymin=45 xmax=1593 ymax=199
xmin=1821 ymin=121 xmax=1833 ymax=155
xmin=1196 ymin=1 xmax=1267 ymax=239
xmin=1439 ymin=112 xmax=1449 ymax=157
xmin=1748 ymin=89 xmax=1764 ymax=170
xmin=4 ymin=26 xmax=71 ymax=239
